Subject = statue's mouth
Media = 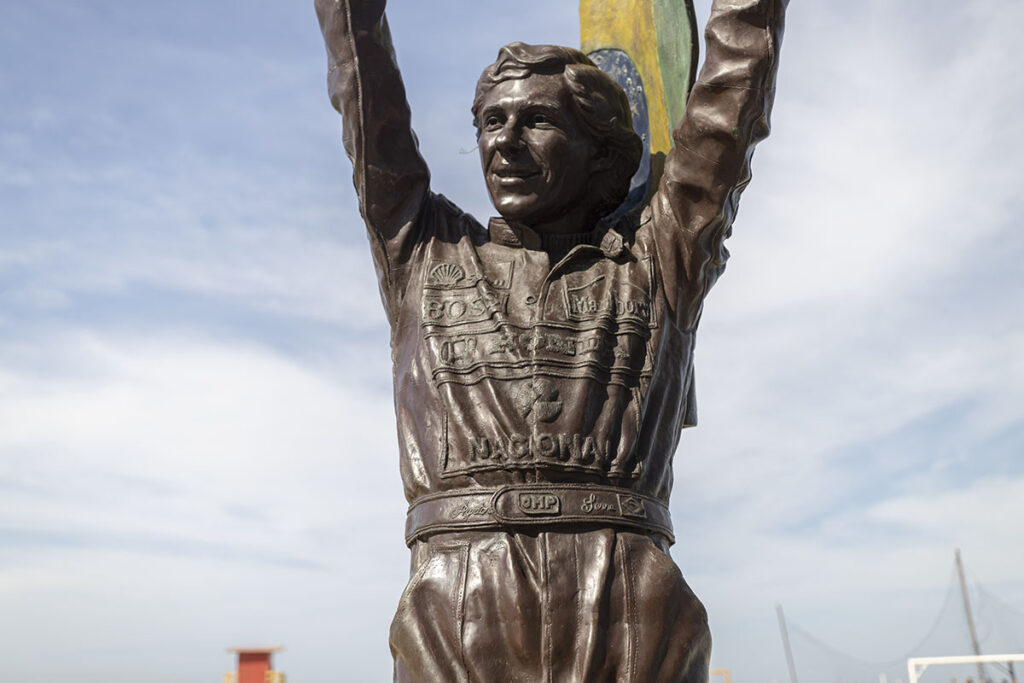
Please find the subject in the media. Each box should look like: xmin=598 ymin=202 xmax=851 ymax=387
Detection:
xmin=492 ymin=167 xmax=541 ymax=187
xmin=492 ymin=167 xmax=540 ymax=180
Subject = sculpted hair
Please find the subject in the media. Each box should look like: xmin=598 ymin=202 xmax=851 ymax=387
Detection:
xmin=472 ymin=42 xmax=643 ymax=218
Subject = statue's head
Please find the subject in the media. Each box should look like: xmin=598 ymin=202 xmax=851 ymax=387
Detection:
xmin=472 ymin=43 xmax=642 ymax=234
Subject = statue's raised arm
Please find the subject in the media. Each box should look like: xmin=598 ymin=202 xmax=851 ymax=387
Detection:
xmin=315 ymin=0 xmax=430 ymax=324
xmin=651 ymin=0 xmax=787 ymax=329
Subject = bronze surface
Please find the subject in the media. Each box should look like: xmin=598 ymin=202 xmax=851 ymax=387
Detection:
xmin=315 ymin=0 xmax=787 ymax=679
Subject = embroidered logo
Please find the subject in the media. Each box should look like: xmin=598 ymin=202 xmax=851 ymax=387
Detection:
xmin=517 ymin=492 xmax=561 ymax=516
xmin=581 ymin=493 xmax=617 ymax=514
xmin=452 ymin=501 xmax=491 ymax=519
xmin=617 ymin=495 xmax=647 ymax=519
xmin=514 ymin=377 xmax=562 ymax=423
xmin=427 ymin=262 xmax=465 ymax=287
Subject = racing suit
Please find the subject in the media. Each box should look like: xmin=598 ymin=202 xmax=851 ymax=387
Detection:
xmin=315 ymin=0 xmax=786 ymax=679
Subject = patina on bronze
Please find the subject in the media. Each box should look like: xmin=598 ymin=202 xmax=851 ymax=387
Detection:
xmin=315 ymin=0 xmax=786 ymax=679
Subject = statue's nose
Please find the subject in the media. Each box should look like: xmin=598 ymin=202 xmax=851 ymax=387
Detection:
xmin=494 ymin=122 xmax=523 ymax=154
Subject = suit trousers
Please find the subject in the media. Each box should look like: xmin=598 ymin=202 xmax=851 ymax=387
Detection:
xmin=389 ymin=528 xmax=710 ymax=682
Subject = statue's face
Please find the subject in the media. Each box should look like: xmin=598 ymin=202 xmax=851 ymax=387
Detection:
xmin=477 ymin=73 xmax=603 ymax=232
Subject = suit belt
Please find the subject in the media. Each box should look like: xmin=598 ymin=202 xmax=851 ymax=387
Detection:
xmin=405 ymin=484 xmax=674 ymax=547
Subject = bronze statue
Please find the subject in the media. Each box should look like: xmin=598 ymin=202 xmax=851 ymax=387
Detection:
xmin=315 ymin=0 xmax=786 ymax=679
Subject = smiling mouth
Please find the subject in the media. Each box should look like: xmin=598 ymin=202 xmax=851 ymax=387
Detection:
xmin=492 ymin=167 xmax=541 ymax=181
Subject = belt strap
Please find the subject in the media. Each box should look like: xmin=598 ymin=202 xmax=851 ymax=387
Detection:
xmin=405 ymin=484 xmax=674 ymax=546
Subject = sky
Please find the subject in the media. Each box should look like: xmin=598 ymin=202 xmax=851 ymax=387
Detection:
xmin=1 ymin=0 xmax=1023 ymax=681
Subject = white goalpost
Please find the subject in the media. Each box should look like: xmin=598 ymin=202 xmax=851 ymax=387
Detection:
xmin=907 ymin=654 xmax=1024 ymax=683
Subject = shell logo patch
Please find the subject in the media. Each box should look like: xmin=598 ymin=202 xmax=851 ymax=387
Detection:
xmin=428 ymin=262 xmax=466 ymax=287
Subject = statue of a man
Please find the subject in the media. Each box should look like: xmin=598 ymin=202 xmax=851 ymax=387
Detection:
xmin=315 ymin=1 xmax=786 ymax=680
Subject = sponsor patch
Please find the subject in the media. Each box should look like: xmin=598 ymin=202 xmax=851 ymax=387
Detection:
xmin=517 ymin=492 xmax=561 ymax=516
xmin=422 ymin=289 xmax=509 ymax=326
xmin=513 ymin=378 xmax=563 ymax=423
xmin=464 ymin=432 xmax=611 ymax=468
xmin=427 ymin=262 xmax=466 ymax=287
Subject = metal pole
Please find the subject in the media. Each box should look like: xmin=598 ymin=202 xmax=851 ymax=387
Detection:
xmin=908 ymin=660 xmax=920 ymax=683
xmin=956 ymin=549 xmax=986 ymax=682
xmin=777 ymin=604 xmax=799 ymax=683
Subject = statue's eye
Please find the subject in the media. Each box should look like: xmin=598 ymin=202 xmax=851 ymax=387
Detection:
xmin=484 ymin=115 xmax=502 ymax=131
xmin=528 ymin=113 xmax=553 ymax=127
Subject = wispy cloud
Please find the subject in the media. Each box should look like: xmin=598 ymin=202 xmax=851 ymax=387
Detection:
xmin=0 ymin=331 xmax=405 ymax=680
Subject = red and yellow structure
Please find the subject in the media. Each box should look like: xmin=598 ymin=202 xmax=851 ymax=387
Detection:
xmin=223 ymin=646 xmax=285 ymax=683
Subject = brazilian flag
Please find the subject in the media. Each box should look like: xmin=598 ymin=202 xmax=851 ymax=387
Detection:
xmin=581 ymin=0 xmax=699 ymax=215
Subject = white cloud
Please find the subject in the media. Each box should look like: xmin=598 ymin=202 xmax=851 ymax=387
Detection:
xmin=0 ymin=330 xmax=401 ymax=543
xmin=0 ymin=330 xmax=407 ymax=681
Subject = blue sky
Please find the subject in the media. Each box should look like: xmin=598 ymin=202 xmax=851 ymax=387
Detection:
xmin=1 ymin=1 xmax=1023 ymax=681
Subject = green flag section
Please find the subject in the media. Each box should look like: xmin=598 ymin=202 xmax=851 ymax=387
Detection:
xmin=581 ymin=0 xmax=698 ymax=211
